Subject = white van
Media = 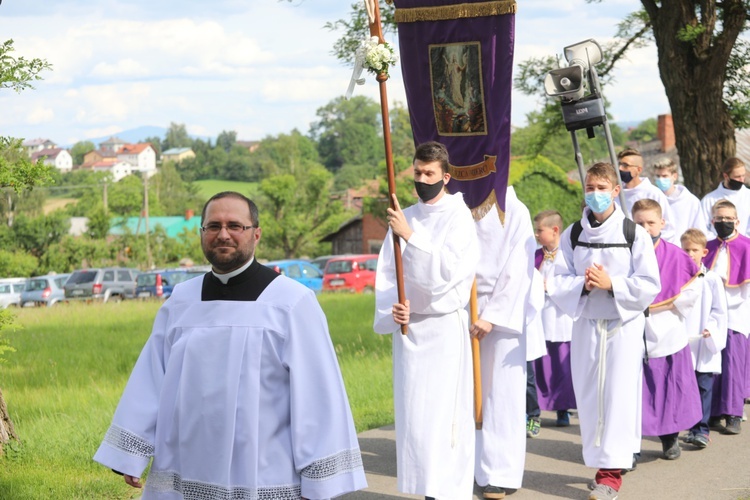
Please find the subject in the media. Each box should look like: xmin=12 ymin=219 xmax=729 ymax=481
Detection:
xmin=0 ymin=278 xmax=28 ymax=308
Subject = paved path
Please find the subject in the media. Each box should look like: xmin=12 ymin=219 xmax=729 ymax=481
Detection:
xmin=343 ymin=410 xmax=750 ymax=499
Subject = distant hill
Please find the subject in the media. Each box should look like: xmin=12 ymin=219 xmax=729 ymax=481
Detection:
xmin=63 ymin=126 xmax=212 ymax=148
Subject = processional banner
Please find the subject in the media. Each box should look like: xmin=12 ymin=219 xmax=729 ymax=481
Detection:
xmin=393 ymin=0 xmax=516 ymax=217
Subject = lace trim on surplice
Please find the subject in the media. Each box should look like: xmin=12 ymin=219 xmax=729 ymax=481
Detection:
xmin=103 ymin=424 xmax=154 ymax=458
xmin=301 ymin=447 xmax=364 ymax=481
xmin=146 ymin=470 xmax=302 ymax=500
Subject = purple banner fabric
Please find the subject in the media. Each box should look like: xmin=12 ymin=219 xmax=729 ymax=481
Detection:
xmin=704 ymin=233 xmax=750 ymax=287
xmin=652 ymin=239 xmax=699 ymax=305
xmin=393 ymin=0 xmax=515 ymax=213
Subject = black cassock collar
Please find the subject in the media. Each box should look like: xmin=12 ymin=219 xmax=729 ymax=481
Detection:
xmin=201 ymin=259 xmax=279 ymax=302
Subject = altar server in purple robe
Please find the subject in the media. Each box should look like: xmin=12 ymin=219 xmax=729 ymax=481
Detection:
xmin=703 ymin=198 xmax=750 ymax=435
xmin=632 ymin=199 xmax=702 ymax=460
xmin=532 ymin=210 xmax=576 ymax=427
xmin=681 ymin=229 xmax=728 ymax=448
xmin=547 ymin=163 xmax=660 ymax=500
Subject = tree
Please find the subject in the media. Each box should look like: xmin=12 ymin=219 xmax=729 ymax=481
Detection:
xmin=216 ymin=130 xmax=237 ymax=152
xmin=309 ymin=96 xmax=383 ymax=172
xmin=627 ymin=117 xmax=659 ymax=144
xmin=258 ymin=166 xmax=349 ymax=259
xmin=248 ymin=130 xmax=321 ymax=179
xmin=0 ymin=38 xmax=52 ymax=453
xmin=70 ymin=140 xmax=95 ymax=166
xmin=162 ymin=122 xmax=192 ymax=152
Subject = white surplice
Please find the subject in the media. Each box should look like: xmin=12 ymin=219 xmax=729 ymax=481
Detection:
xmin=687 ymin=267 xmax=728 ymax=373
xmin=526 ymin=269 xmax=548 ymax=362
xmin=665 ymin=184 xmax=706 ymax=239
xmin=699 ymin=183 xmax=750 ymax=238
xmin=473 ymin=188 xmax=535 ymax=490
xmin=94 ymin=274 xmax=366 ymax=500
xmin=373 ymin=191 xmax=478 ymax=500
xmin=539 ymin=252 xmax=573 ymax=343
xmin=547 ymin=206 xmax=661 ymax=469
xmin=617 ymin=177 xmax=678 ymax=243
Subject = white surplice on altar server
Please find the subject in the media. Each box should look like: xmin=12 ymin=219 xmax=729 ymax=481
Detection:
xmin=473 ymin=187 xmax=535 ymax=490
xmin=94 ymin=273 xmax=366 ymax=499
xmin=374 ymin=191 xmax=479 ymax=500
xmin=547 ymin=207 xmax=661 ymax=469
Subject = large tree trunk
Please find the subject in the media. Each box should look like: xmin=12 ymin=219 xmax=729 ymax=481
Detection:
xmin=643 ymin=0 xmax=746 ymax=198
xmin=0 ymin=387 xmax=19 ymax=454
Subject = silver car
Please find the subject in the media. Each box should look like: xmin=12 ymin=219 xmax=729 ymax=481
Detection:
xmin=21 ymin=274 xmax=71 ymax=307
xmin=0 ymin=278 xmax=28 ymax=309
xmin=64 ymin=268 xmax=140 ymax=302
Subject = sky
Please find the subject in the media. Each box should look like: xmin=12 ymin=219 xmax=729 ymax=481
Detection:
xmin=0 ymin=0 xmax=672 ymax=147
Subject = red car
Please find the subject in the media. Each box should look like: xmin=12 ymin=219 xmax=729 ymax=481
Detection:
xmin=323 ymin=254 xmax=378 ymax=293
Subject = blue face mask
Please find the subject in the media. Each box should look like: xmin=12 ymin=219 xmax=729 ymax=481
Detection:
xmin=584 ymin=191 xmax=613 ymax=214
xmin=655 ymin=177 xmax=673 ymax=191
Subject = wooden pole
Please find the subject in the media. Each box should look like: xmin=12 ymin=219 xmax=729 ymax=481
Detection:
xmin=369 ymin=2 xmax=408 ymax=335
xmin=470 ymin=280 xmax=483 ymax=428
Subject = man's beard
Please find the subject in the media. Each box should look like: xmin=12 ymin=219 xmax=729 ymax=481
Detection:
xmin=204 ymin=244 xmax=252 ymax=273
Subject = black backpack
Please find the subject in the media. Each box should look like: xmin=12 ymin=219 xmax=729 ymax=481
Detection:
xmin=570 ymin=217 xmax=636 ymax=252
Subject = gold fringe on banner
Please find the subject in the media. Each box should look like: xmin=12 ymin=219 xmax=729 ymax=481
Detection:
xmin=395 ymin=0 xmax=516 ymax=23
xmin=470 ymin=189 xmax=505 ymax=225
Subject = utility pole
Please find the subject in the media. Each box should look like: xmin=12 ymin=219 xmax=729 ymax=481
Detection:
xmin=144 ymin=173 xmax=152 ymax=269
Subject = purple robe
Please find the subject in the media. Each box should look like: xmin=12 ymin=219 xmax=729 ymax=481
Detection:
xmin=711 ymin=330 xmax=750 ymax=417
xmin=704 ymin=232 xmax=750 ymax=287
xmin=534 ymin=341 xmax=577 ymax=411
xmin=642 ymin=345 xmax=702 ymax=436
xmin=652 ymin=239 xmax=699 ymax=306
xmin=534 ymin=248 xmax=544 ymax=271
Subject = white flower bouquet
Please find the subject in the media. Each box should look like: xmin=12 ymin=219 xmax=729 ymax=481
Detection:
xmin=357 ymin=36 xmax=398 ymax=77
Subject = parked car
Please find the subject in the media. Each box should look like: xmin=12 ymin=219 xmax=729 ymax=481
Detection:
xmin=323 ymin=254 xmax=378 ymax=293
xmin=21 ymin=274 xmax=71 ymax=307
xmin=135 ymin=269 xmax=206 ymax=299
xmin=266 ymin=260 xmax=323 ymax=294
xmin=310 ymin=254 xmax=341 ymax=271
xmin=64 ymin=268 xmax=140 ymax=302
xmin=0 ymin=278 xmax=28 ymax=308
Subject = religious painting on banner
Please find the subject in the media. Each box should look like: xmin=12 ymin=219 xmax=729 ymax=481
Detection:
xmin=393 ymin=0 xmax=516 ymax=219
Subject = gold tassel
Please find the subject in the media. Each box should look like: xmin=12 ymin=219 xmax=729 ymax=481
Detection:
xmin=470 ymin=189 xmax=505 ymax=226
xmin=395 ymin=0 xmax=517 ymax=23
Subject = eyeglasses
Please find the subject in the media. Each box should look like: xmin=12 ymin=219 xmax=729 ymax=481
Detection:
xmin=713 ymin=217 xmax=736 ymax=223
xmin=201 ymin=223 xmax=258 ymax=235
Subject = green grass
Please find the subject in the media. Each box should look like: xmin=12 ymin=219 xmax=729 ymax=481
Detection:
xmin=193 ymin=179 xmax=258 ymax=200
xmin=0 ymin=295 xmax=392 ymax=498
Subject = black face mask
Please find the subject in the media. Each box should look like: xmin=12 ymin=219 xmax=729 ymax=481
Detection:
xmin=725 ymin=178 xmax=744 ymax=191
xmin=414 ymin=179 xmax=445 ymax=202
xmin=619 ymin=169 xmax=633 ymax=184
xmin=714 ymin=221 xmax=736 ymax=240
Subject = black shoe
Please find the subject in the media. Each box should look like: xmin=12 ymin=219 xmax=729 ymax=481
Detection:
xmin=483 ymin=485 xmax=506 ymax=499
xmin=662 ymin=436 xmax=681 ymax=460
xmin=724 ymin=416 xmax=742 ymax=435
xmin=708 ymin=416 xmax=723 ymax=429
xmin=692 ymin=433 xmax=709 ymax=448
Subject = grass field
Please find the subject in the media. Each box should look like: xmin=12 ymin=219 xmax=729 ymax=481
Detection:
xmin=0 ymin=294 xmax=391 ymax=499
xmin=193 ymin=179 xmax=259 ymax=200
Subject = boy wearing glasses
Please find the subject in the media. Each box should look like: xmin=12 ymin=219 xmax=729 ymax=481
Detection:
xmin=703 ymin=199 xmax=750 ymax=435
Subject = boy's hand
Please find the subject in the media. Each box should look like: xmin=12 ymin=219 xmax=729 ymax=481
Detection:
xmin=586 ymin=263 xmax=612 ymax=291
xmin=392 ymin=300 xmax=410 ymax=325
xmin=386 ymin=194 xmax=413 ymax=241
xmin=702 ymin=329 xmax=712 ymax=338
xmin=470 ymin=319 xmax=493 ymax=340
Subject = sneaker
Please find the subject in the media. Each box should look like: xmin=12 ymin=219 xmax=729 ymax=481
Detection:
xmin=526 ymin=417 xmax=541 ymax=438
xmin=724 ymin=416 xmax=742 ymax=434
xmin=682 ymin=431 xmax=695 ymax=444
xmin=483 ymin=485 xmax=506 ymax=499
xmin=662 ymin=436 xmax=681 ymax=460
xmin=556 ymin=410 xmax=571 ymax=427
xmin=692 ymin=433 xmax=709 ymax=448
xmin=589 ymin=483 xmax=619 ymax=500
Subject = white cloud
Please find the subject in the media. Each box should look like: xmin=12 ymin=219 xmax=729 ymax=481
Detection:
xmin=26 ymin=106 xmax=55 ymax=124
xmin=91 ymin=58 xmax=150 ymax=78
xmin=83 ymin=125 xmax=124 ymax=139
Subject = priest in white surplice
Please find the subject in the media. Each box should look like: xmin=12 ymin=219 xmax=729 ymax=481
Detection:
xmin=547 ymin=163 xmax=660 ymax=499
xmin=94 ymin=192 xmax=367 ymax=499
xmin=374 ymin=142 xmax=479 ymax=500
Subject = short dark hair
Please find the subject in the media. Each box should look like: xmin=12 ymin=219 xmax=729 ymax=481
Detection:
xmin=413 ymin=141 xmax=450 ymax=174
xmin=201 ymin=191 xmax=259 ymax=226
xmin=721 ymin=157 xmax=746 ymax=175
xmin=533 ymin=210 xmax=563 ymax=229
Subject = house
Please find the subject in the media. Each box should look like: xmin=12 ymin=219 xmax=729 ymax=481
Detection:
xmin=99 ymin=136 xmax=127 ymax=153
xmin=22 ymin=138 xmax=56 ymax=156
xmin=30 ymin=147 xmax=73 ymax=173
xmin=92 ymin=160 xmax=133 ymax=182
xmin=161 ymin=147 xmax=195 ymax=163
xmin=80 ymin=149 xmax=117 ymax=169
xmin=117 ymin=143 xmax=157 ymax=176
xmin=320 ymin=213 xmax=388 ymax=255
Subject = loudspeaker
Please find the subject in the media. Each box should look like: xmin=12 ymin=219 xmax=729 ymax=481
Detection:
xmin=544 ymin=66 xmax=585 ymax=102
